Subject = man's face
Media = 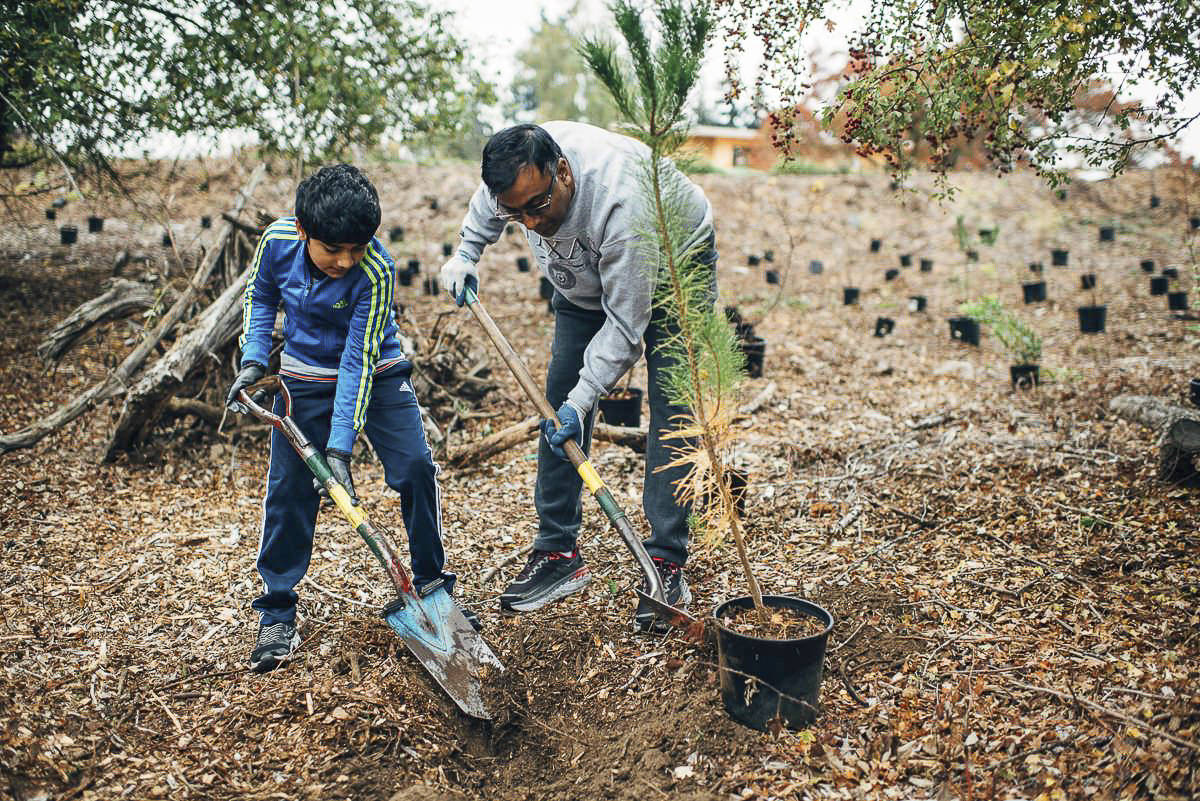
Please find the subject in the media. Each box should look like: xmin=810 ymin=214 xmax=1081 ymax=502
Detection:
xmin=496 ymin=158 xmax=572 ymax=237
xmin=295 ymin=221 xmax=368 ymax=279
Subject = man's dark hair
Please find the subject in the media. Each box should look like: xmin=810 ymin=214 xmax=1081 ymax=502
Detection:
xmin=481 ymin=124 xmax=563 ymax=196
xmin=295 ymin=164 xmax=381 ymax=245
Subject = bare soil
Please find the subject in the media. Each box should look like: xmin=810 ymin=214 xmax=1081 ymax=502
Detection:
xmin=719 ymin=604 xmax=829 ymax=640
xmin=0 ymin=157 xmax=1198 ymax=801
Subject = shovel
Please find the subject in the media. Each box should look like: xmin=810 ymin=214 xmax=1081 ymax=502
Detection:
xmin=238 ymin=376 xmax=503 ymax=718
xmin=461 ymin=288 xmax=702 ymax=639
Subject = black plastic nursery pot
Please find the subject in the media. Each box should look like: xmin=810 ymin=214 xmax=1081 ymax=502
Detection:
xmin=899 ymin=253 xmax=912 ymax=268
xmin=919 ymin=258 xmax=933 ymax=273
xmin=1029 ymin=262 xmax=1043 ymax=274
xmin=539 ymin=276 xmax=554 ymax=301
xmin=407 ymin=258 xmax=420 ymax=275
xmin=598 ymin=387 xmax=644 ymax=428
xmin=1168 ymin=291 xmax=1189 ymax=312
xmin=874 ymin=317 xmax=895 ymax=337
xmin=1022 ymin=281 xmax=1047 ymax=303
xmin=966 ymin=250 xmax=979 ymax=262
xmin=949 ymin=317 xmax=980 ymax=346
xmin=201 ymin=215 xmax=212 ymax=229
xmin=747 ymin=254 xmax=761 ymax=266
xmin=429 ymin=198 xmax=439 ymax=211
xmin=908 ymin=295 xmax=927 ymax=312
xmin=389 ymin=225 xmax=405 ymax=242
xmin=809 ymin=260 xmax=823 ymax=275
xmin=1191 ymin=216 xmax=1200 ymax=231
xmin=764 ymin=250 xmax=774 ymax=263
xmin=741 ymin=336 xmax=766 ymax=378
xmin=1150 ymin=277 xmax=1168 ymax=296
xmin=1162 ymin=267 xmax=1179 ymax=279
xmin=979 ymin=229 xmax=997 ymax=245
xmin=161 ymin=231 xmax=172 ymax=247
xmin=1150 ymin=195 xmax=1160 ymax=209
xmin=422 ymin=277 xmax=439 ymax=296
xmin=714 ymin=595 xmax=833 ymax=732
xmin=869 ymin=238 xmax=881 ymax=253
xmin=884 ymin=268 xmax=899 ymax=282
xmin=45 ymin=208 xmax=56 ymax=221
xmin=398 ymin=269 xmax=413 ymax=287
xmin=442 ymin=242 xmax=453 ymax=257
xmin=516 ymin=256 xmax=531 ymax=272
xmin=1099 ymin=226 xmax=1115 ymax=242
xmin=842 ymin=287 xmax=860 ymax=306
xmin=59 ymin=225 xmax=77 ymax=245
xmin=765 ymin=270 xmax=781 ymax=285
xmin=1190 ymin=378 xmax=1200 ymax=408
xmin=1077 ymin=305 xmax=1107 ymax=334
xmin=1141 ymin=260 xmax=1156 ymax=273
xmin=1081 ymin=273 xmax=1096 ymax=290
xmin=1051 ymin=249 xmax=1069 ymax=267
xmin=87 ymin=216 xmax=103 ymax=233
xmin=1010 ymin=364 xmax=1040 ymax=390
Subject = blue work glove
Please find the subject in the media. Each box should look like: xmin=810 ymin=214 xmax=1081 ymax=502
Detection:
xmin=542 ymin=400 xmax=585 ymax=461
xmin=439 ymin=255 xmax=479 ymax=307
xmin=224 ymin=362 xmax=266 ymax=414
xmin=314 ymin=449 xmax=358 ymax=506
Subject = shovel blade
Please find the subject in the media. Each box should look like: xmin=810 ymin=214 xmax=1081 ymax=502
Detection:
xmin=384 ymin=587 xmax=504 ymax=719
xmin=634 ymin=589 xmax=710 ymax=643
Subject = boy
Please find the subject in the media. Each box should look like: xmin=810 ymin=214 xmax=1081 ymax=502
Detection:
xmin=226 ymin=164 xmax=476 ymax=673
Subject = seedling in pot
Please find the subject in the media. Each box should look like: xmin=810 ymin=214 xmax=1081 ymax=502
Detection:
xmin=45 ymin=208 xmax=56 ymax=221
xmin=740 ymin=335 xmax=766 ymax=378
xmin=1167 ymin=291 xmax=1189 ymax=311
xmin=899 ymin=253 xmax=912 ymax=267
xmin=429 ymin=198 xmax=439 ymax=211
xmin=1056 ymin=188 xmax=1068 ymax=201
xmin=948 ymin=317 xmax=981 ymax=346
xmin=919 ymin=258 xmax=933 ymax=272
xmin=1081 ymin=274 xmax=1096 ymax=290
xmin=765 ymin=269 xmax=781 ymax=285
xmin=1022 ymin=281 xmax=1047 ymax=304
xmin=869 ymin=238 xmax=882 ymax=253
xmin=884 ymin=268 xmax=899 ymax=281
xmin=873 ymin=317 xmax=895 ymax=337
xmin=1077 ymin=305 xmax=1107 ymax=333
xmin=442 ymin=242 xmax=453 ymax=257
xmin=908 ymin=295 xmax=926 ymax=312
xmin=763 ymin=249 xmax=774 ymax=263
xmin=422 ymin=277 xmax=439 ymax=296
xmin=1150 ymin=195 xmax=1160 ymax=209
xmin=200 ymin=215 xmax=212 ymax=229
xmin=1162 ymin=267 xmax=1179 ymax=279
xmin=1051 ymin=249 xmax=1069 ymax=267
xmin=809 ymin=260 xmax=823 ymax=275
xmin=87 ymin=216 xmax=103 ymax=233
xmin=1150 ymin=276 xmax=1169 ymax=295
xmin=398 ymin=268 xmax=413 ymax=287
xmin=978 ymin=227 xmax=998 ymax=246
xmin=747 ymin=253 xmax=761 ymax=266
xmin=389 ymin=225 xmax=405 ymax=242
xmin=1099 ymin=226 xmax=1115 ymax=242
xmin=598 ymin=385 xmax=644 ymax=427
xmin=516 ymin=256 xmax=531 ymax=272
xmin=1029 ymin=262 xmax=1043 ymax=274
xmin=1191 ymin=216 xmax=1199 ymax=230
xmin=843 ymin=287 xmax=860 ymax=305
xmin=59 ymin=225 xmax=78 ymax=245
xmin=407 ymin=258 xmax=420 ymax=275
xmin=1140 ymin=259 xmax=1156 ymax=273
xmin=961 ymin=295 xmax=1043 ymax=380
xmin=161 ymin=230 xmax=172 ymax=247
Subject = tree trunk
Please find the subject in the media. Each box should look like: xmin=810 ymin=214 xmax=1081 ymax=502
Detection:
xmin=444 ymin=416 xmax=649 ymax=468
xmin=1109 ymin=394 xmax=1200 ymax=482
xmin=0 ymin=164 xmax=265 ymax=456
xmin=37 ymin=278 xmax=159 ymax=363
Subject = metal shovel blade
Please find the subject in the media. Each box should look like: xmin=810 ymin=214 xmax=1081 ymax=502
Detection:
xmin=384 ymin=586 xmax=504 ymax=719
xmin=634 ymin=589 xmax=710 ymax=643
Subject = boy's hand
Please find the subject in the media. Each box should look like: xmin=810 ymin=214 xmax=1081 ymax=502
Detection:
xmin=439 ymin=255 xmax=478 ymax=307
xmin=314 ymin=449 xmax=358 ymax=506
xmin=225 ymin=363 xmax=266 ymax=414
xmin=541 ymin=400 xmax=585 ymax=461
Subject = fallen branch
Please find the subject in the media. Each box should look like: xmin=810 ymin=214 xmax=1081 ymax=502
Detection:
xmin=444 ymin=416 xmax=650 ymax=468
xmin=1109 ymin=394 xmax=1200 ymax=481
xmin=37 ymin=278 xmax=158 ymax=363
xmin=738 ymin=380 xmax=777 ymax=416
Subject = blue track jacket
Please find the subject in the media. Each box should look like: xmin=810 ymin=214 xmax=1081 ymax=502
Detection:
xmin=239 ymin=218 xmax=405 ymax=454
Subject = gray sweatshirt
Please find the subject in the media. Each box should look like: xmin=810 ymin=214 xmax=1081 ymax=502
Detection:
xmin=456 ymin=120 xmax=715 ymax=412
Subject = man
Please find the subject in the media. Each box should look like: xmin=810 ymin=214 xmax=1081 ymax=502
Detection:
xmin=439 ymin=121 xmax=716 ymax=633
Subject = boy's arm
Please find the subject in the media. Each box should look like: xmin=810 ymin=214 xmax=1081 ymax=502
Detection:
xmin=238 ymin=222 xmax=292 ymax=367
xmin=328 ymin=242 xmax=395 ymax=454
xmin=455 ymin=182 xmax=506 ymax=264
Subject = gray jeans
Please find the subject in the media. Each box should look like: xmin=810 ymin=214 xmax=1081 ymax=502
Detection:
xmin=533 ymin=243 xmax=717 ymax=566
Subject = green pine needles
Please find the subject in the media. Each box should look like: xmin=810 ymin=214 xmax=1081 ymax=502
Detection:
xmin=580 ymin=0 xmax=766 ymax=614
xmin=961 ymin=295 xmax=1043 ymax=365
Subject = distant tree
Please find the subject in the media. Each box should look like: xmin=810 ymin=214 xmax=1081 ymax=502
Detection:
xmin=507 ymin=3 xmax=619 ymax=129
xmin=0 ymin=1 xmax=489 ymax=188
xmin=718 ymin=0 xmax=1200 ymax=183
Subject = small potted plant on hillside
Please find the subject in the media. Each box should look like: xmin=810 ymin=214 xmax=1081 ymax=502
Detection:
xmin=583 ymin=0 xmax=832 ymax=732
xmin=961 ymin=295 xmax=1043 ymax=389
xmin=1077 ymin=273 xmax=1107 ymax=334
xmin=947 ymin=216 xmax=980 ymax=345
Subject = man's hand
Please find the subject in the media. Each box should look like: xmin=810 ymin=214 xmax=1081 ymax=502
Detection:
xmin=225 ymin=363 xmax=266 ymax=414
xmin=314 ymin=449 xmax=358 ymax=505
xmin=542 ymin=401 xmax=585 ymax=461
xmin=439 ymin=255 xmax=479 ymax=307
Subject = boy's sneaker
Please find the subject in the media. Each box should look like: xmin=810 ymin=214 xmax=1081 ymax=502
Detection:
xmin=634 ymin=557 xmax=692 ymax=635
xmin=500 ymin=549 xmax=591 ymax=612
xmin=249 ymin=621 xmax=301 ymax=673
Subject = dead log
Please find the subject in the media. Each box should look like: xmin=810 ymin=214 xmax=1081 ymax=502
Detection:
xmin=163 ymin=397 xmax=225 ymax=427
xmin=444 ymin=416 xmax=649 ymax=468
xmin=0 ymin=164 xmax=265 ymax=456
xmin=102 ymin=272 xmax=246 ymax=460
xmin=1109 ymin=394 xmax=1200 ymax=481
xmin=37 ymin=278 xmax=159 ymax=363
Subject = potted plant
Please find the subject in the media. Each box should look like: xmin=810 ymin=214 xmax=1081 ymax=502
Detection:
xmin=961 ymin=296 xmax=1043 ymax=389
xmin=1076 ymin=270 xmax=1107 ymax=333
xmin=1141 ymin=259 xmax=1156 ymax=273
xmin=389 ymin=224 xmax=405 ymax=242
xmin=516 ymin=256 xmax=531 ymax=273
xmin=843 ymin=286 xmax=860 ymax=305
xmin=809 ymin=259 xmax=824 ymax=275
xmin=908 ymin=295 xmax=927 ymax=312
xmin=87 ymin=215 xmax=104 ymax=233
xmin=1022 ymin=259 xmax=1047 ymax=303
xmin=874 ymin=316 xmax=895 ymax=336
xmin=869 ymin=237 xmax=882 ymax=253
xmin=59 ymin=225 xmax=78 ymax=245
xmin=598 ymin=375 xmax=645 ymax=427
xmin=919 ymin=257 xmax=933 ymax=272
xmin=1099 ymin=225 xmax=1115 ymax=242
xmin=583 ymin=0 xmax=831 ymax=732
xmin=1052 ymin=248 xmax=1069 ymax=267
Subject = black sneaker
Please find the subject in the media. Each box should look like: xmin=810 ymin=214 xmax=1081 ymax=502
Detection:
xmin=500 ymin=549 xmax=591 ymax=612
xmin=249 ymin=621 xmax=300 ymax=673
xmin=634 ymin=557 xmax=692 ymax=634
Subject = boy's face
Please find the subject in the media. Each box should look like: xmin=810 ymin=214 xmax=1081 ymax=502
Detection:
xmin=295 ymin=221 xmax=368 ymax=280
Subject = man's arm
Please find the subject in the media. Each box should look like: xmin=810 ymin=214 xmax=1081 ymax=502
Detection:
xmin=238 ymin=220 xmax=295 ymax=366
xmin=456 ymin=182 xmax=506 ymax=264
xmin=328 ymin=242 xmax=395 ymax=454
xmin=565 ymin=235 xmax=653 ymax=412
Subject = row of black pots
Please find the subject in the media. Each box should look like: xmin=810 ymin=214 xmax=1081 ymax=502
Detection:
xmin=57 ymin=216 xmax=107 ymax=243
xmin=746 ymin=250 xmax=775 ymax=266
xmin=725 ymin=307 xmax=767 ymax=378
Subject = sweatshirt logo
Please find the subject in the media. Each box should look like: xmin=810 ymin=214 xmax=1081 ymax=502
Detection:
xmin=549 ymin=265 xmax=576 ymax=289
xmin=332 ymin=298 xmax=348 ymax=309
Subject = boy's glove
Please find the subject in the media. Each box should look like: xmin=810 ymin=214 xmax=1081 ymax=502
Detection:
xmin=439 ymin=255 xmax=478 ymax=307
xmin=542 ymin=400 xmax=585 ymax=461
xmin=314 ymin=449 xmax=358 ymax=505
xmin=225 ymin=362 xmax=266 ymax=414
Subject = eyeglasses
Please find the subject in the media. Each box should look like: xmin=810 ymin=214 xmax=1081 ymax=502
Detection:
xmin=495 ymin=170 xmax=556 ymax=222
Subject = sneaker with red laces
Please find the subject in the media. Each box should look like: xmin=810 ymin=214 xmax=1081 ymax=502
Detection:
xmin=499 ymin=549 xmax=591 ymax=612
xmin=634 ymin=557 xmax=691 ymax=634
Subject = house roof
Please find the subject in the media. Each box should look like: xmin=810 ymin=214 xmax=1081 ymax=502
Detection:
xmin=686 ymin=124 xmax=761 ymax=141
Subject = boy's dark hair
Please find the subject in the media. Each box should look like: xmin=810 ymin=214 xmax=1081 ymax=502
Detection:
xmin=295 ymin=164 xmax=381 ymax=245
xmin=481 ymin=124 xmax=563 ymax=196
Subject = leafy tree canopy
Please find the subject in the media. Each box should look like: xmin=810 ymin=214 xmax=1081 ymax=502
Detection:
xmin=1 ymin=0 xmax=490 ymax=185
xmin=718 ymin=0 xmax=1200 ymax=183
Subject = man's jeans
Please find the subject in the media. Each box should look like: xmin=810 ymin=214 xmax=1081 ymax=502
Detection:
xmin=533 ymin=244 xmax=717 ymax=566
